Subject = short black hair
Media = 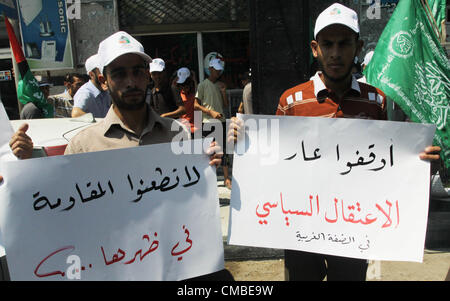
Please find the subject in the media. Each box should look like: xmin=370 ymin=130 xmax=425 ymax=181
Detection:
xmin=65 ymin=73 xmax=87 ymax=83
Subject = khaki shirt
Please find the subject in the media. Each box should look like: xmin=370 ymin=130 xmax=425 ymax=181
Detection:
xmin=195 ymin=79 xmax=225 ymax=123
xmin=65 ymin=105 xmax=190 ymax=155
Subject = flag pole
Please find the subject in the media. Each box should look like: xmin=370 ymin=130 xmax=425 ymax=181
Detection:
xmin=2 ymin=13 xmax=23 ymax=114
xmin=421 ymin=0 xmax=442 ymax=41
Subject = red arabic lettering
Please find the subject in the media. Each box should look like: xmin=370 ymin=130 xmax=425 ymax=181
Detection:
xmin=100 ymin=232 xmax=160 ymax=266
xmin=34 ymin=246 xmax=75 ymax=278
xmin=171 ymin=225 xmax=193 ymax=261
xmin=280 ymin=193 xmax=319 ymax=226
xmin=375 ymin=200 xmax=400 ymax=228
xmin=325 ymin=198 xmax=339 ymax=223
xmin=256 ymin=193 xmax=401 ymax=229
xmin=256 ymin=201 xmax=278 ymax=225
xmin=341 ymin=199 xmax=377 ymax=225
xmin=124 ymin=233 xmax=159 ymax=265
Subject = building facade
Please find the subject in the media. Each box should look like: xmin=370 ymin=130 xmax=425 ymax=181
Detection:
xmin=0 ymin=0 xmax=448 ymax=119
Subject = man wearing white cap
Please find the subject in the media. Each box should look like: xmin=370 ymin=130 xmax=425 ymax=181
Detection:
xmin=174 ymin=67 xmax=212 ymax=136
xmin=196 ymin=57 xmax=232 ymax=189
xmin=5 ymin=31 xmax=231 ymax=280
xmin=273 ymin=3 xmax=441 ymax=281
xmin=64 ymin=31 xmax=224 ymax=175
xmin=148 ymin=58 xmax=184 ymax=117
xmin=71 ymin=53 xmax=111 ymax=118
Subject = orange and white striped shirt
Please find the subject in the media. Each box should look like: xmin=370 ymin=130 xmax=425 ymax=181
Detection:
xmin=276 ymin=72 xmax=387 ymax=120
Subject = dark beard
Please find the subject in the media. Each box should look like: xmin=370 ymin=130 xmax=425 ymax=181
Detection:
xmin=110 ymin=87 xmax=147 ymax=111
xmin=317 ymin=55 xmax=355 ymax=83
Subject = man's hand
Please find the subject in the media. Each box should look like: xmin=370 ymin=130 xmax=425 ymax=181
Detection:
xmin=206 ymin=141 xmax=223 ymax=168
xmin=227 ymin=117 xmax=244 ymax=145
xmin=9 ymin=123 xmax=33 ymax=160
xmin=420 ymin=145 xmax=441 ymax=175
xmin=419 ymin=145 xmax=441 ymax=161
xmin=210 ymin=110 xmax=223 ymax=120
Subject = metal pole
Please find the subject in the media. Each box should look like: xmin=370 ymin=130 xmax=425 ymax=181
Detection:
xmin=197 ymin=32 xmax=204 ymax=83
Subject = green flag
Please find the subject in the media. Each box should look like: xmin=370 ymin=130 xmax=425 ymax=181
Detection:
xmin=364 ymin=0 xmax=450 ymax=180
xmin=4 ymin=15 xmax=53 ymax=118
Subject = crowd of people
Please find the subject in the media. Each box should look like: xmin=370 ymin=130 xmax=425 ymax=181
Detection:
xmin=1 ymin=2 xmax=445 ymax=281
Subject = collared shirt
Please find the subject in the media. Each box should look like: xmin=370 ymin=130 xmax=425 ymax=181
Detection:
xmin=73 ymin=80 xmax=111 ymax=118
xmin=20 ymin=102 xmax=43 ymax=119
xmin=195 ymin=78 xmax=225 ymax=123
xmin=276 ymin=72 xmax=387 ymax=120
xmin=48 ymin=91 xmax=73 ymax=118
xmin=64 ymin=105 xmax=191 ymax=155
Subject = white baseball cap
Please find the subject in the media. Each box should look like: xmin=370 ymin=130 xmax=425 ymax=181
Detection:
xmin=149 ymin=58 xmax=165 ymax=73
xmin=362 ymin=51 xmax=374 ymax=66
xmin=176 ymin=67 xmax=190 ymax=84
xmin=97 ymin=31 xmax=152 ymax=73
xmin=209 ymin=58 xmax=224 ymax=71
xmin=85 ymin=54 xmax=99 ymax=74
xmin=314 ymin=3 xmax=359 ymax=39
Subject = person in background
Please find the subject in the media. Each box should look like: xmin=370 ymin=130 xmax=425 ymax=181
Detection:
xmin=72 ymin=54 xmax=111 ymax=118
xmin=148 ymin=58 xmax=184 ymax=118
xmin=20 ymin=75 xmax=52 ymax=119
xmin=237 ymin=70 xmax=252 ymax=114
xmin=196 ymin=58 xmax=231 ymax=189
xmin=174 ymin=67 xmax=213 ymax=138
xmin=48 ymin=73 xmax=87 ymax=118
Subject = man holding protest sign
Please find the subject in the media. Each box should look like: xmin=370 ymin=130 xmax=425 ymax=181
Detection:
xmin=228 ymin=3 xmax=440 ymax=281
xmin=276 ymin=3 xmax=441 ymax=281
xmin=4 ymin=31 xmax=231 ymax=281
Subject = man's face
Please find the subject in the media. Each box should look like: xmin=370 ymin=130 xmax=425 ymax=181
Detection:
xmin=68 ymin=76 xmax=85 ymax=98
xmin=102 ymin=54 xmax=150 ymax=111
xmin=208 ymin=67 xmax=222 ymax=81
xmin=150 ymin=71 xmax=166 ymax=89
xmin=311 ymin=25 xmax=363 ymax=83
xmin=40 ymin=85 xmax=50 ymax=99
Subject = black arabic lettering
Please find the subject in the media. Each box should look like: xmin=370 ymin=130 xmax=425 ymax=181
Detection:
xmin=33 ymin=192 xmax=61 ymax=211
xmin=340 ymin=144 xmax=393 ymax=175
xmin=302 ymin=140 xmax=321 ymax=161
xmin=182 ymin=166 xmax=200 ymax=187
xmin=130 ymin=166 xmax=201 ymax=203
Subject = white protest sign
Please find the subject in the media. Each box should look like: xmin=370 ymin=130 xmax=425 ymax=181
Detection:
xmin=0 ymin=100 xmax=15 ymax=257
xmin=228 ymin=114 xmax=436 ymax=262
xmin=0 ymin=100 xmax=15 ymax=162
xmin=0 ymin=140 xmax=224 ymax=280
